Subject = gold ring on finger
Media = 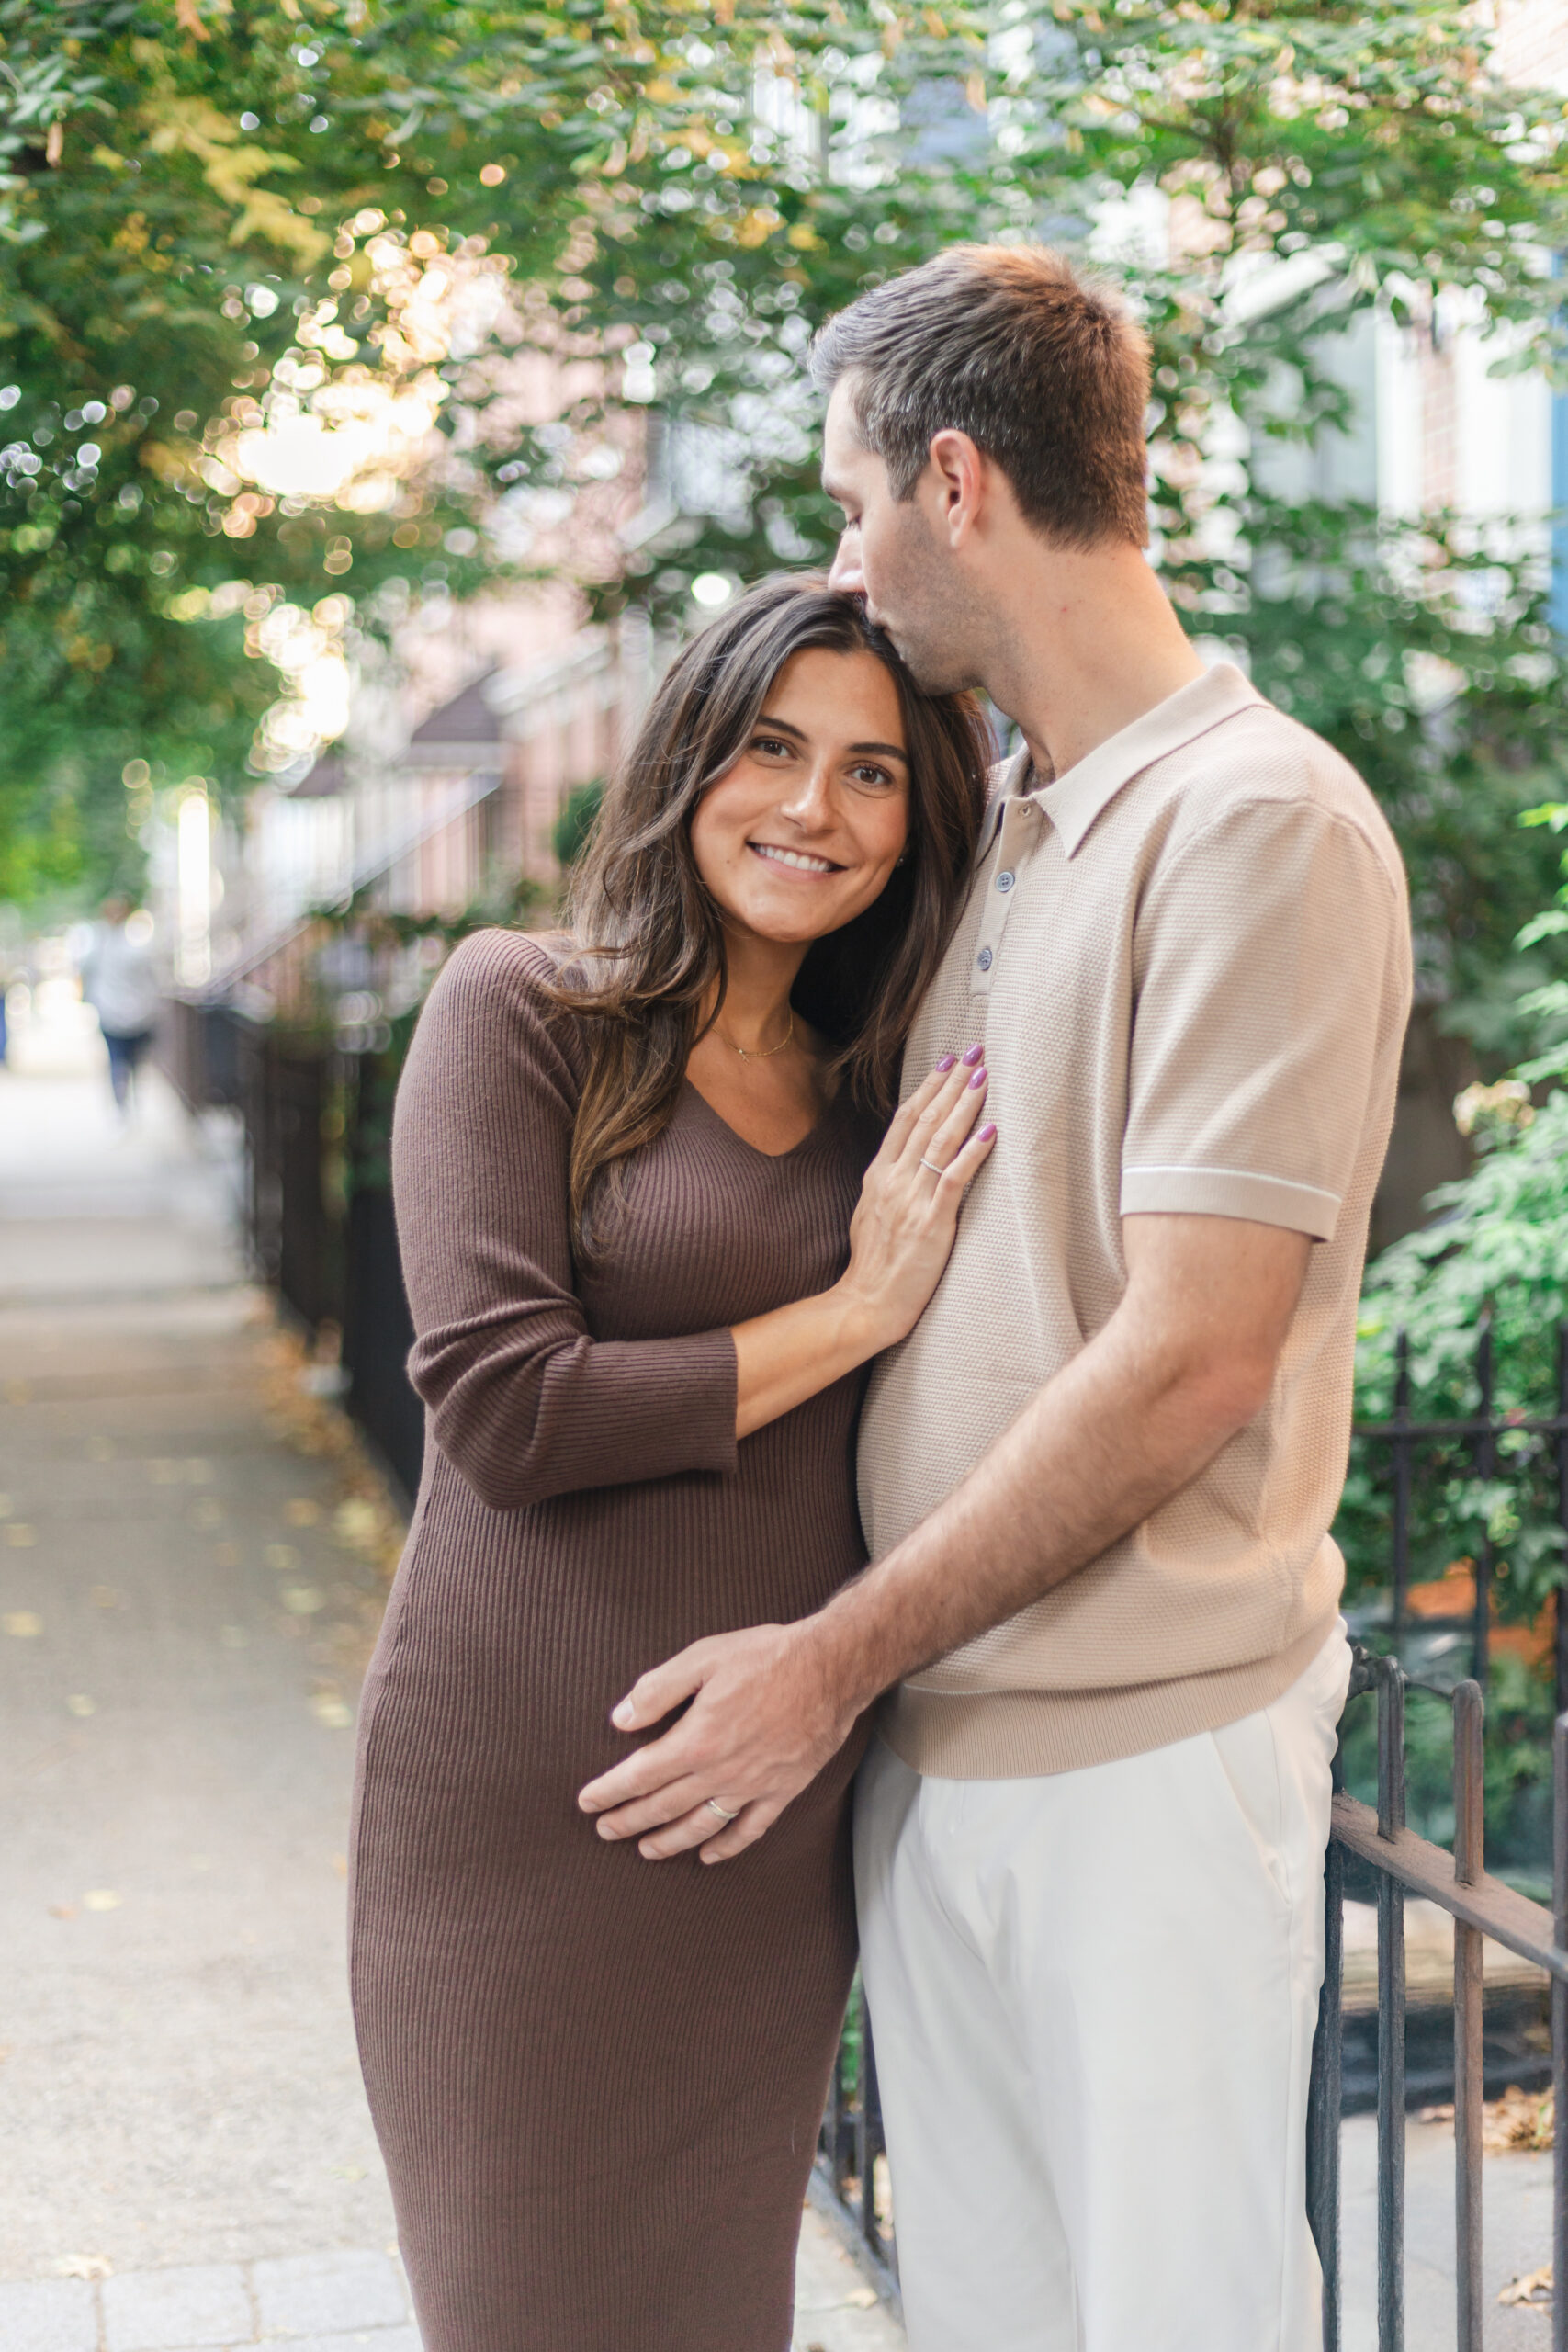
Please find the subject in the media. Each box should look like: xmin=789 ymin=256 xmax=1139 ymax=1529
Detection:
xmin=705 ymin=1797 xmax=739 ymax=1823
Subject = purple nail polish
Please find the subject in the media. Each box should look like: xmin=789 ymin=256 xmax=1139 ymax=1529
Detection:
xmin=935 ymin=1054 xmax=957 ymax=1073
xmin=962 ymin=1043 xmax=984 ymax=1066
xmin=977 ymin=1122 xmax=997 ymax=1142
xmin=968 ymin=1066 xmax=987 ymax=1089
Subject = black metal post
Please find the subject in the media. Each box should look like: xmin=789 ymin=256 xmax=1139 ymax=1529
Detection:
xmin=1376 ymin=1657 xmax=1406 ymax=2352
xmin=1556 ymin=1326 xmax=1568 ymax=1722
xmin=1308 ymin=1825 xmax=1345 ymax=2352
xmin=1392 ymin=1330 xmax=1412 ymax=1657
xmin=857 ymin=1993 xmax=885 ymax=2256
xmin=1472 ymin=1317 xmax=1494 ymax=1689
xmin=1451 ymin=1681 xmax=1484 ymax=2352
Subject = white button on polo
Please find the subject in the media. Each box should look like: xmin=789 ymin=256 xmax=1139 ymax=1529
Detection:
xmin=976 ymin=946 xmax=994 ymax=972
xmin=997 ymin=871 xmax=1015 ymax=892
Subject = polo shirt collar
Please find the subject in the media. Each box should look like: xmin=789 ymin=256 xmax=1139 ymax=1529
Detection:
xmin=979 ymin=662 xmax=1265 ymax=861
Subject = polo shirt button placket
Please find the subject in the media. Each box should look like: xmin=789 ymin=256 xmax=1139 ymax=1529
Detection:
xmin=969 ymin=803 xmax=1037 ymax=998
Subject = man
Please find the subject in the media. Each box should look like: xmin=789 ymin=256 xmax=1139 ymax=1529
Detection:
xmin=80 ymin=896 xmax=160 ymax=1115
xmin=580 ymin=245 xmax=1411 ymax=2348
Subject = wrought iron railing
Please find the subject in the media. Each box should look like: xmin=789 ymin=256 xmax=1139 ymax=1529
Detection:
xmin=1311 ymin=1645 xmax=1568 ymax=2351
xmin=1355 ymin=1317 xmax=1568 ymax=1702
xmin=815 ymin=1975 xmax=898 ymax=2306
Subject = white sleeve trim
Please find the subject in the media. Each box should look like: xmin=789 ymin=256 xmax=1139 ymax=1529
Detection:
xmin=1120 ymin=1162 xmax=1341 ymax=1241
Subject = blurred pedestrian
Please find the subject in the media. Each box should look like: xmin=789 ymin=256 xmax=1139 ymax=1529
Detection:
xmin=80 ymin=897 xmax=159 ymax=1114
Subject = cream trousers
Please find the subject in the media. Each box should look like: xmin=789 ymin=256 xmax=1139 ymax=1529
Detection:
xmin=853 ymin=1624 xmax=1352 ymax=2352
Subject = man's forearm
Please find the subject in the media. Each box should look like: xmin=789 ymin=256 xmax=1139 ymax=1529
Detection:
xmin=575 ymin=1215 xmax=1309 ymax=1865
xmin=808 ymin=1220 xmax=1307 ymax=1722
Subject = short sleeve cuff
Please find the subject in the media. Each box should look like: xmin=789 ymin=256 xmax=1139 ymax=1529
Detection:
xmin=1120 ymin=1163 xmax=1341 ymax=1241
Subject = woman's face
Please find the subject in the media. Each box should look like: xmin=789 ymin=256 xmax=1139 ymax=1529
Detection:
xmin=689 ymin=644 xmax=910 ymax=949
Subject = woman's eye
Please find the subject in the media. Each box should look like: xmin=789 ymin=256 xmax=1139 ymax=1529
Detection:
xmin=850 ymin=763 xmax=895 ymax=789
xmin=752 ymin=736 xmax=792 ymax=759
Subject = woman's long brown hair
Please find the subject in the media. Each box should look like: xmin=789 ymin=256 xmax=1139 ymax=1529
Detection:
xmin=547 ymin=574 xmax=992 ymax=1253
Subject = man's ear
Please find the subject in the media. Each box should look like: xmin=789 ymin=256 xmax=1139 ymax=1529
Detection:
xmin=925 ymin=428 xmax=989 ymax=548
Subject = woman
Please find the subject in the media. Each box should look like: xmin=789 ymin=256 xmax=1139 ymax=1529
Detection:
xmin=349 ymin=576 xmax=995 ymax=2352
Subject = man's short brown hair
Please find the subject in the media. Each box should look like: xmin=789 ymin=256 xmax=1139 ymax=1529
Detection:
xmin=811 ymin=244 xmax=1151 ymax=548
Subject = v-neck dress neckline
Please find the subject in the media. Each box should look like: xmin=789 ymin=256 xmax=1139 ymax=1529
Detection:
xmin=679 ymin=1072 xmax=846 ymax=1165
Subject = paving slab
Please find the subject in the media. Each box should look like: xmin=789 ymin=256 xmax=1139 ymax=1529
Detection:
xmin=270 ymin=2330 xmax=423 ymax=2352
xmin=102 ymin=2263 xmax=253 ymax=2351
xmin=792 ymin=2207 xmax=904 ymax=2350
xmin=0 ymin=2277 xmax=97 ymax=2352
xmin=251 ymin=2253 xmax=410 ymax=2339
xmin=1341 ymin=2109 xmax=1552 ymax=2348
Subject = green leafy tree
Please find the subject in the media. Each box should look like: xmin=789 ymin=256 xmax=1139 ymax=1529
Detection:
xmin=0 ymin=0 xmax=984 ymax=907
xmin=7 ymin=0 xmax=1568 ymax=1032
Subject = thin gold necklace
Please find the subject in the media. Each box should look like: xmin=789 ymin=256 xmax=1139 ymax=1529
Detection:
xmin=718 ymin=1009 xmax=795 ymax=1062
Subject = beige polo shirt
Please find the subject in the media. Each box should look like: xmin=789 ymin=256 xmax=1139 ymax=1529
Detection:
xmin=857 ymin=661 xmax=1413 ymax=1779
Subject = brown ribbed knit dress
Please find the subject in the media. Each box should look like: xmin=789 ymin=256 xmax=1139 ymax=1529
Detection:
xmin=349 ymin=928 xmax=880 ymax=2352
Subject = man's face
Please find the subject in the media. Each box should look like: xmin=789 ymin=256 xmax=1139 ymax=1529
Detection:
xmin=822 ymin=379 xmax=982 ymax=696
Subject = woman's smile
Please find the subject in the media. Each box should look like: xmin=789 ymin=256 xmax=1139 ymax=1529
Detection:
xmin=746 ymin=841 xmax=845 ymax=876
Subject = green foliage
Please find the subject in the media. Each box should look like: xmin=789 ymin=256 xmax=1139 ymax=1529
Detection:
xmin=1337 ymin=804 xmax=1568 ymax=1861
xmin=550 ymin=775 xmax=603 ymax=874
xmin=6 ymin=0 xmax=1568 ymax=1044
xmin=0 ymin=0 xmax=983 ymax=908
xmin=1339 ymin=1088 xmax=1568 ymax=1623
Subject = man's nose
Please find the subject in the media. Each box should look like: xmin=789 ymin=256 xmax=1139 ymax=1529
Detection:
xmin=828 ymin=533 xmax=863 ymax=595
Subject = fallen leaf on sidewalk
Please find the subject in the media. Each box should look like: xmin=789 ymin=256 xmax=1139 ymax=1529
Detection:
xmin=283 ymin=1585 xmax=326 ymax=1615
xmin=5 ymin=1523 xmax=37 ymax=1545
xmin=89 ymin=1587 xmax=122 ymax=1610
xmin=56 ymin=2254 xmax=112 ymax=2280
xmin=48 ymin=1904 xmax=77 ymax=1920
xmin=311 ymin=1693 xmax=353 ymax=1727
xmin=82 ymin=1890 xmax=121 ymax=1912
xmin=1483 ymin=2085 xmax=1553 ymax=2151
xmin=65 ymin=1694 xmax=95 ymax=1717
xmin=1500 ymin=2265 xmax=1552 ymax=2306
xmin=4 ymin=1611 xmax=42 ymax=1637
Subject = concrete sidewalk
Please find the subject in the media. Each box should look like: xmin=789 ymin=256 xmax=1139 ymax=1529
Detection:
xmin=0 ymin=1004 xmax=902 ymax=2352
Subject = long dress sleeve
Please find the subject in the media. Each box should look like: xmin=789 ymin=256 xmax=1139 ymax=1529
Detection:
xmin=391 ymin=928 xmax=739 ymax=1510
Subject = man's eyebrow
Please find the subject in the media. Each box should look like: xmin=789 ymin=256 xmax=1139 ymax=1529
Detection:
xmin=821 ymin=472 xmax=852 ymax=505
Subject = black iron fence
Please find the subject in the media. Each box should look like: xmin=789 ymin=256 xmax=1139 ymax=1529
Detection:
xmin=815 ymin=1979 xmax=897 ymax=2305
xmin=1312 ymin=1648 xmax=1568 ymax=2351
xmin=161 ymin=995 xmax=424 ymax=1504
xmin=1358 ymin=1319 xmax=1568 ymax=1704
